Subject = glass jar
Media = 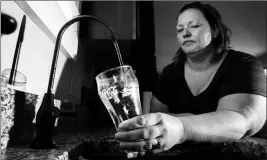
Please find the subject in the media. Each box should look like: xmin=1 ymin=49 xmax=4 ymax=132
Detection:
xmin=1 ymin=69 xmax=27 ymax=92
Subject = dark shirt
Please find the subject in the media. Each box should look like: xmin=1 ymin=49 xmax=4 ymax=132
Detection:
xmin=154 ymin=49 xmax=266 ymax=114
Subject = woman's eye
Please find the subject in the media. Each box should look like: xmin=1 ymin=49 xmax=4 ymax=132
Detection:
xmin=177 ymin=29 xmax=183 ymax=33
xmin=191 ymin=25 xmax=201 ymax=28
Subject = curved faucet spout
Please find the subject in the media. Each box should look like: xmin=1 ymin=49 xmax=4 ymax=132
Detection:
xmin=32 ymin=15 xmax=123 ymax=149
xmin=47 ymin=15 xmax=123 ymax=94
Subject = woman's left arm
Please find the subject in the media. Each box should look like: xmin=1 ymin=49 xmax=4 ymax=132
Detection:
xmin=178 ymin=93 xmax=266 ymax=143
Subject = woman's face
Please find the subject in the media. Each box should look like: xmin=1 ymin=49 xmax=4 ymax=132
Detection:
xmin=177 ymin=8 xmax=213 ymax=54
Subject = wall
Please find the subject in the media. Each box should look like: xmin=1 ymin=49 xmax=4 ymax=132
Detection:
xmin=1 ymin=1 xmax=80 ymax=103
xmin=154 ymin=1 xmax=267 ymax=72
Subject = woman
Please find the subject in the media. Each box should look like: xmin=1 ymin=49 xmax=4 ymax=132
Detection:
xmin=115 ymin=1 xmax=266 ymax=157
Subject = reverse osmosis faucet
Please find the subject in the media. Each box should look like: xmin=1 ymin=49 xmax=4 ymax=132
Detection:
xmin=31 ymin=15 xmax=121 ymax=149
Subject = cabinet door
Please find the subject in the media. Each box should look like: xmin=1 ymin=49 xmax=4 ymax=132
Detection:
xmin=80 ymin=1 xmax=136 ymax=40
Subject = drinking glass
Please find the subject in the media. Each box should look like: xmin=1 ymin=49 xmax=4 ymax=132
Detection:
xmin=96 ymin=65 xmax=142 ymax=129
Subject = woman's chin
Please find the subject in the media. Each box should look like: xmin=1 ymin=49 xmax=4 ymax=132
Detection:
xmin=183 ymin=49 xmax=199 ymax=55
xmin=182 ymin=46 xmax=198 ymax=53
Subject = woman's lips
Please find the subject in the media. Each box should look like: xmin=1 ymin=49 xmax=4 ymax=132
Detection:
xmin=183 ymin=40 xmax=195 ymax=45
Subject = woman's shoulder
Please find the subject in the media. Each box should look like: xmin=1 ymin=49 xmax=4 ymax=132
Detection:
xmin=161 ymin=52 xmax=186 ymax=74
xmin=226 ymin=49 xmax=258 ymax=64
xmin=221 ymin=49 xmax=265 ymax=74
xmin=160 ymin=61 xmax=177 ymax=76
xmin=217 ymin=49 xmax=265 ymax=78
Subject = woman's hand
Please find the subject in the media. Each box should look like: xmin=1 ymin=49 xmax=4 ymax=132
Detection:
xmin=115 ymin=113 xmax=186 ymax=154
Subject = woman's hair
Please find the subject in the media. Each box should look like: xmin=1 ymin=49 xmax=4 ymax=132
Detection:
xmin=173 ymin=2 xmax=232 ymax=62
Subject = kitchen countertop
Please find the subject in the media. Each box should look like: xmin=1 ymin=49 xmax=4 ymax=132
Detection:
xmin=1 ymin=125 xmax=266 ymax=160
xmin=0 ymin=126 xmax=116 ymax=160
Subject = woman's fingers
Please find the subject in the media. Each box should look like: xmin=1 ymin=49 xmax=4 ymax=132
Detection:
xmin=127 ymin=151 xmax=146 ymax=159
xmin=118 ymin=113 xmax=163 ymax=131
xmin=115 ymin=125 xmax=162 ymax=141
xmin=150 ymin=137 xmax=166 ymax=153
xmin=120 ymin=139 xmax=160 ymax=152
xmin=115 ymin=113 xmax=183 ymax=155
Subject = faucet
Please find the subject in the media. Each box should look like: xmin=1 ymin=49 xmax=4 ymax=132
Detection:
xmin=30 ymin=15 xmax=121 ymax=149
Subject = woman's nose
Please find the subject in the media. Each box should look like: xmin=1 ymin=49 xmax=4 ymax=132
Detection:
xmin=182 ymin=29 xmax=191 ymax=38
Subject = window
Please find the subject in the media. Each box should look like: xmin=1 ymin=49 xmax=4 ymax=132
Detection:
xmin=16 ymin=1 xmax=80 ymax=59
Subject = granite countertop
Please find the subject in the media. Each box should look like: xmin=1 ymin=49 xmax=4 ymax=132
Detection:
xmin=1 ymin=125 xmax=267 ymax=160
xmin=0 ymin=126 xmax=116 ymax=160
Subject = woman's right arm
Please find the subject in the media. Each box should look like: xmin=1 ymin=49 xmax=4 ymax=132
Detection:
xmin=150 ymin=95 xmax=194 ymax=117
